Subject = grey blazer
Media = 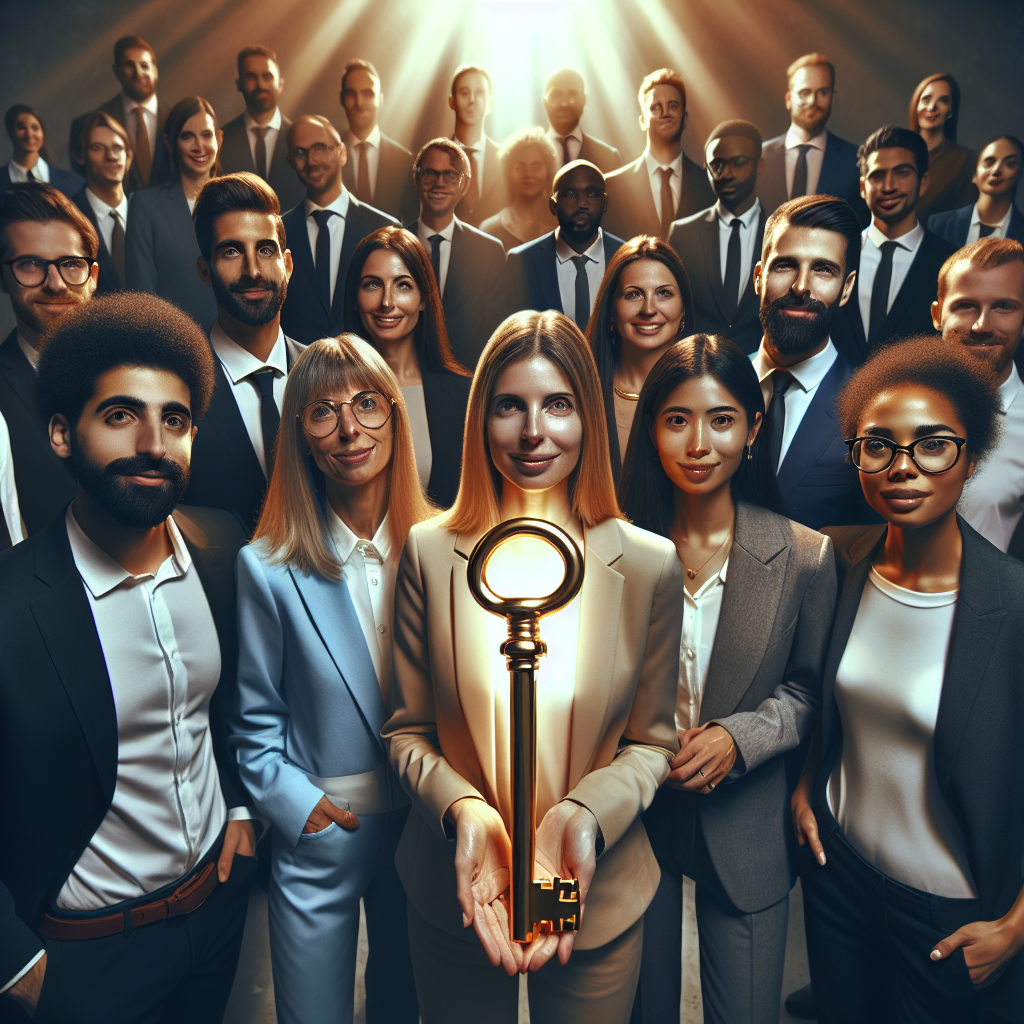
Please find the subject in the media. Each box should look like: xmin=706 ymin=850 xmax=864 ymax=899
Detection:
xmin=124 ymin=179 xmax=217 ymax=330
xmin=675 ymin=501 xmax=836 ymax=913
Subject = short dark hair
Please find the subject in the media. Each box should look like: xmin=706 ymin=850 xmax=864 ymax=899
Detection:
xmin=0 ymin=182 xmax=99 ymax=262
xmin=413 ymin=137 xmax=470 ymax=177
xmin=74 ymin=109 xmax=132 ymax=164
xmin=192 ymin=172 xmax=285 ymax=262
xmin=237 ymin=45 xmax=278 ymax=78
xmin=341 ymin=58 xmax=379 ymax=92
xmin=836 ymin=334 xmax=1001 ymax=465
xmin=38 ymin=292 xmax=216 ymax=427
xmin=857 ymin=125 xmax=930 ymax=178
xmin=114 ymin=35 xmax=155 ymax=65
xmin=450 ymin=63 xmax=492 ymax=99
xmin=786 ymin=52 xmax=835 ymax=90
xmin=762 ymin=194 xmax=861 ymax=275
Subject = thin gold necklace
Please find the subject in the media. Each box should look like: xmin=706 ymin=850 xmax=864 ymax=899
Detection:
xmin=613 ymin=384 xmax=641 ymax=401
xmin=683 ymin=531 xmax=732 ymax=580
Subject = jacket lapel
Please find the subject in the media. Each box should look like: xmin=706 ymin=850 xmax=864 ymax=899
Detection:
xmin=817 ymin=131 xmax=839 ymax=195
xmin=203 ymin=358 xmax=267 ymax=484
xmin=0 ymin=330 xmax=43 ymax=425
xmin=735 ymin=209 xmax=767 ymax=317
xmin=696 ymin=211 xmax=728 ymax=322
xmin=535 ymin=234 xmax=563 ymax=312
xmin=286 ymin=205 xmax=327 ymax=317
xmin=334 ymin=197 xmax=367 ymax=324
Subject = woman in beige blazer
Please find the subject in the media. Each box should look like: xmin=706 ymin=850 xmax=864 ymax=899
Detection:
xmin=382 ymin=310 xmax=684 ymax=1024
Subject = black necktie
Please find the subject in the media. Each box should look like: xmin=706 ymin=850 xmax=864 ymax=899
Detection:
xmin=979 ymin=223 xmax=997 ymax=238
xmin=26 ymin=168 xmax=36 ymax=182
xmin=110 ymin=210 xmax=126 ymax=284
xmin=723 ymin=218 xmax=742 ymax=321
xmin=249 ymin=368 xmax=280 ymax=480
xmin=868 ymin=241 xmax=898 ymax=347
xmin=312 ymin=209 xmax=335 ymax=309
xmin=571 ymin=255 xmax=591 ymax=331
xmin=764 ymin=370 xmax=793 ymax=471
xmin=253 ymin=127 xmax=268 ymax=180
xmin=791 ymin=145 xmax=811 ymax=199
xmin=428 ymin=234 xmax=443 ymax=290
xmin=355 ymin=142 xmax=371 ymax=203
xmin=657 ymin=166 xmax=674 ymax=239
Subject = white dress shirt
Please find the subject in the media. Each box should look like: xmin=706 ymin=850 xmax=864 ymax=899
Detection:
xmin=244 ymin=107 xmax=282 ymax=178
xmin=966 ymin=202 xmax=1014 ymax=244
xmin=345 ymin=124 xmax=381 ymax=200
xmin=857 ymin=221 xmax=925 ymax=336
xmin=0 ymin=409 xmax=24 ymax=545
xmin=57 ymin=509 xmax=248 ymax=911
xmin=454 ymin=134 xmax=486 ymax=193
xmin=549 ymin=124 xmax=583 ymax=167
xmin=784 ymin=126 xmax=827 ymax=199
xmin=7 ymin=155 xmax=49 ymax=184
xmin=85 ymin=188 xmax=129 ymax=256
xmin=122 ymin=92 xmax=158 ymax=166
xmin=754 ymin=339 xmax=839 ymax=470
xmin=644 ymin=147 xmax=683 ymax=225
xmin=960 ymin=367 xmax=1024 ymax=552
xmin=304 ymin=189 xmax=350 ymax=304
xmin=209 ymin=323 xmax=289 ymax=476
xmin=676 ymin=560 xmax=728 ymax=732
xmin=715 ymin=198 xmax=761 ymax=307
xmin=417 ymin=216 xmax=456 ymax=297
xmin=554 ymin=227 xmax=606 ymax=323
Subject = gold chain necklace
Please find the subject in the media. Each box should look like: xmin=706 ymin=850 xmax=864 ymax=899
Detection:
xmin=683 ymin=531 xmax=732 ymax=580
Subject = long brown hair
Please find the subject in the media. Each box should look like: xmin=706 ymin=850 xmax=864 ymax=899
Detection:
xmin=161 ymin=95 xmax=222 ymax=184
xmin=908 ymin=73 xmax=961 ymax=144
xmin=253 ymin=335 xmax=436 ymax=579
xmin=443 ymin=310 xmax=621 ymax=535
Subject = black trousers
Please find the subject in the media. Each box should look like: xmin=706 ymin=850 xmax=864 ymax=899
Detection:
xmin=31 ymin=852 xmax=256 ymax=1024
xmin=801 ymin=827 xmax=987 ymax=1024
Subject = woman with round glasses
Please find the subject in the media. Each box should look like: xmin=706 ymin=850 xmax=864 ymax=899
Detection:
xmin=791 ymin=335 xmax=1024 ymax=1022
xmin=232 ymin=335 xmax=429 ymax=1024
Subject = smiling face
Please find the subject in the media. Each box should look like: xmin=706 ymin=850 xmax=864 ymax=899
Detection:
xmin=12 ymin=112 xmax=44 ymax=158
xmin=785 ymin=64 xmax=834 ymax=135
xmin=860 ymin=146 xmax=928 ymax=226
xmin=115 ymin=46 xmax=158 ymax=104
xmin=916 ymin=80 xmax=952 ymax=135
xmin=613 ymin=258 xmax=685 ymax=358
xmin=974 ymin=138 xmax=1022 ymax=199
xmin=414 ymin=145 xmax=468 ymax=217
xmin=83 ymin=124 xmax=131 ymax=188
xmin=356 ymin=247 xmax=424 ymax=347
xmin=237 ymin=54 xmax=283 ymax=117
xmin=287 ymin=118 xmax=345 ymax=199
xmin=172 ymin=111 xmax=219 ymax=182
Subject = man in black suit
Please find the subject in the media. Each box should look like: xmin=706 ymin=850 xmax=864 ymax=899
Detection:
xmin=407 ymin=138 xmax=506 ymax=368
xmin=543 ymin=68 xmax=622 ymax=175
xmin=218 ymin=46 xmax=305 ymax=214
xmin=189 ymin=173 xmax=302 ymax=534
xmin=506 ymin=160 xmax=624 ymax=330
xmin=605 ymin=68 xmax=713 ymax=241
xmin=752 ymin=194 xmax=880 ymax=529
xmin=69 ymin=35 xmax=168 ymax=194
xmin=0 ymin=292 xmax=255 ymax=1023
xmin=71 ymin=111 xmax=132 ymax=294
xmin=0 ymin=184 xmax=97 ymax=536
xmin=831 ymin=126 xmax=957 ymax=366
xmin=339 ymin=58 xmax=418 ymax=225
xmin=758 ymin=53 xmax=868 ymax=226
xmin=279 ymin=115 xmax=397 ymax=346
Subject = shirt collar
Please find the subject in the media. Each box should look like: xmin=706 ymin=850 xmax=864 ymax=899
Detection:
xmin=550 ymin=124 xmax=583 ymax=145
xmin=209 ymin=323 xmax=288 ymax=385
xmin=420 ymin=217 xmax=456 ymax=244
xmin=643 ymin=147 xmax=684 ymax=176
xmin=998 ymin=366 xmax=1022 ymax=414
xmin=754 ymin=338 xmax=837 ymax=392
xmin=9 ymin=156 xmax=49 ymax=182
xmin=66 ymin=506 xmax=191 ymax=598
xmin=684 ymin=557 xmax=730 ymax=605
xmin=865 ymin=220 xmax=924 ymax=251
xmin=784 ymin=126 xmax=827 ymax=152
xmin=305 ymin=189 xmax=350 ymax=219
xmin=328 ymin=506 xmax=392 ymax=565
xmin=714 ymin=197 xmax=761 ymax=227
xmin=970 ymin=202 xmax=1013 ymax=233
xmin=346 ymin=124 xmax=381 ymax=150
xmin=244 ymin=107 xmax=282 ymax=133
xmin=85 ymin=188 xmax=128 ymax=221
xmin=554 ymin=227 xmax=604 ymax=264
xmin=122 ymin=92 xmax=158 ymax=116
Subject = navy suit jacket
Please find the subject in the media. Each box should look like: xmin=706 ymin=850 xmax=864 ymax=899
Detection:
xmin=71 ymin=188 xmax=122 ymax=293
xmin=0 ymin=163 xmax=83 ymax=199
xmin=218 ymin=111 xmax=305 ymax=214
xmin=928 ymin=203 xmax=1024 ymax=248
xmin=342 ymin=132 xmax=419 ymax=225
xmin=279 ymin=196 xmax=398 ymax=345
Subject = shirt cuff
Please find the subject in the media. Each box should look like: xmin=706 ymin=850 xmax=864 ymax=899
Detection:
xmin=0 ymin=949 xmax=45 ymax=996
xmin=227 ymin=806 xmax=253 ymax=821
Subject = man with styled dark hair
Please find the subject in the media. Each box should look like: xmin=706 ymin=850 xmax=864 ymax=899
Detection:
xmin=0 ymin=292 xmax=256 ymax=1023
xmin=340 ymin=58 xmax=418 ymax=223
xmin=605 ymin=68 xmax=714 ymax=240
xmin=831 ymin=125 xmax=956 ymax=365
xmin=189 ymin=172 xmax=301 ymax=533
xmin=543 ymin=67 xmax=621 ymax=174
xmin=0 ymin=183 xmax=98 ymax=535
xmin=669 ymin=119 xmax=767 ymax=353
xmin=69 ymin=34 xmax=168 ymax=192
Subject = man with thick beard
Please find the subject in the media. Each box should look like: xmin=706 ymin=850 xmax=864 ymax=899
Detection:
xmin=0 ymin=292 xmax=255 ymax=1023
xmin=752 ymin=194 xmax=881 ymax=528
xmin=188 ymin=172 xmax=303 ymax=533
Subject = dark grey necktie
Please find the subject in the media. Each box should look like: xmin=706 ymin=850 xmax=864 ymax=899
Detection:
xmin=428 ymin=234 xmax=443 ymax=288
xmin=253 ymin=127 xmax=268 ymax=180
xmin=868 ymin=241 xmax=898 ymax=347
xmin=764 ymin=370 xmax=793 ymax=471
xmin=723 ymin=218 xmax=742 ymax=320
xmin=248 ymin=368 xmax=280 ymax=480
xmin=571 ymin=255 xmax=591 ymax=331
xmin=978 ymin=223 xmax=997 ymax=238
xmin=312 ymin=209 xmax=335 ymax=308
xmin=791 ymin=145 xmax=811 ymax=198
xmin=110 ymin=210 xmax=126 ymax=284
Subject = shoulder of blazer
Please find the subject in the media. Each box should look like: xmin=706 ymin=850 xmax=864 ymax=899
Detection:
xmin=347 ymin=194 xmax=399 ymax=229
xmin=173 ymin=503 xmax=248 ymax=558
xmin=220 ymin=112 xmax=248 ymax=137
xmin=1008 ymin=205 xmax=1024 ymax=243
xmin=670 ymin=204 xmax=716 ymax=235
xmin=959 ymin=515 xmax=1024 ymax=617
xmin=380 ymin=133 xmax=413 ymax=158
xmin=735 ymin=501 xmax=824 ymax=563
xmin=613 ymin=517 xmax=676 ymax=571
xmin=762 ymin=135 xmax=786 ymax=154
xmin=824 ymin=130 xmax=857 ymax=157
xmin=507 ymin=231 xmax=555 ymax=260
xmin=605 ymin=155 xmax=644 ymax=183
xmin=454 ymin=218 xmax=505 ymax=253
xmin=820 ymin=523 xmax=886 ymax=568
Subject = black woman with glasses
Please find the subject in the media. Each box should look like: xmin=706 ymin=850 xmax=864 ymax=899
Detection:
xmin=343 ymin=224 xmax=471 ymax=507
xmin=233 ymin=334 xmax=429 ymax=1024
xmin=790 ymin=334 xmax=1024 ymax=1023
xmin=0 ymin=182 xmax=97 ymax=534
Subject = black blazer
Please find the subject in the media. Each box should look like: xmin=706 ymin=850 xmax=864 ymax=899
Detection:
xmin=668 ymin=204 xmax=766 ymax=355
xmin=406 ymin=218 xmax=507 ymax=370
xmin=0 ymin=163 xmax=84 ymax=199
xmin=831 ymin=228 xmax=956 ymax=366
xmin=758 ymin=130 xmax=869 ymax=227
xmin=71 ymin=187 xmax=123 ymax=293
xmin=928 ymin=202 xmax=1024 ymax=248
xmin=342 ymin=132 xmax=419 ymax=225
xmin=454 ymin=136 xmax=508 ymax=228
xmin=279 ymin=196 xmax=398 ymax=345
xmin=0 ymin=505 xmax=249 ymax=985
xmin=505 ymin=229 xmax=624 ymax=318
xmin=605 ymin=149 xmax=715 ymax=241
xmin=0 ymin=330 xmax=77 ymax=536
xmin=420 ymin=371 xmax=472 ymax=508
xmin=815 ymin=520 xmax=1024 ymax=1022
xmin=576 ymin=131 xmax=622 ymax=175
xmin=777 ymin=351 xmax=882 ymax=530
xmin=185 ymin=335 xmax=305 ymax=535
xmin=218 ymin=111 xmax=305 ymax=214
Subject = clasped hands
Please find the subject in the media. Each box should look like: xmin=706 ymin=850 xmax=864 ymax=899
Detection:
xmin=667 ymin=723 xmax=737 ymax=792
xmin=448 ymin=796 xmax=598 ymax=976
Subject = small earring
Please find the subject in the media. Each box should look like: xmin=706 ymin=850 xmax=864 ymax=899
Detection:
xmin=746 ymin=442 xmax=753 ymax=461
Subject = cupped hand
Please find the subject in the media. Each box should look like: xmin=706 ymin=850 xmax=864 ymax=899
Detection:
xmin=302 ymin=794 xmax=360 ymax=834
xmin=931 ymin=916 xmax=1024 ymax=987
xmin=217 ymin=819 xmax=257 ymax=882
xmin=668 ymin=724 xmax=736 ymax=792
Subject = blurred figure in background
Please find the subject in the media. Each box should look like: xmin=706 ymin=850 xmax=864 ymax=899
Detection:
xmin=2 ymin=104 xmax=84 ymax=197
xmin=449 ymin=63 xmax=506 ymax=228
xmin=543 ymin=67 xmax=622 ymax=174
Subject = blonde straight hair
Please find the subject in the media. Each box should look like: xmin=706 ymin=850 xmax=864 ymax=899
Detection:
xmin=253 ymin=335 xmax=436 ymax=578
xmin=443 ymin=310 xmax=622 ymax=535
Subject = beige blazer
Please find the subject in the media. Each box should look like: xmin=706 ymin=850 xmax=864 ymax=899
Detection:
xmin=383 ymin=515 xmax=683 ymax=950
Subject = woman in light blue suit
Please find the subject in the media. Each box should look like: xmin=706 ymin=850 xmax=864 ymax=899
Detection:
xmin=233 ymin=335 xmax=433 ymax=1024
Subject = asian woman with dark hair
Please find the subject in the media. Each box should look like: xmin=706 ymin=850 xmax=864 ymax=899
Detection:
xmin=620 ymin=334 xmax=836 ymax=1024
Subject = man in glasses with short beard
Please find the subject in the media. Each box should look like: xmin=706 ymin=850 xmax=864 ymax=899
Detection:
xmin=752 ymin=194 xmax=882 ymax=528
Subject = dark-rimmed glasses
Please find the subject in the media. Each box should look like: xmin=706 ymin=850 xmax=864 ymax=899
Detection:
xmin=298 ymin=393 xmax=394 ymax=437
xmin=415 ymin=167 xmax=465 ymax=187
xmin=845 ymin=435 xmax=967 ymax=475
xmin=287 ymin=142 xmax=338 ymax=164
xmin=2 ymin=255 xmax=97 ymax=288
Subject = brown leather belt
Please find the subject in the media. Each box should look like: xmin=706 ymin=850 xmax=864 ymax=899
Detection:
xmin=39 ymin=860 xmax=219 ymax=941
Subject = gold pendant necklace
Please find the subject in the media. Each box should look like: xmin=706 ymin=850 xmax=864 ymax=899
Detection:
xmin=613 ymin=384 xmax=641 ymax=401
xmin=684 ymin=531 xmax=732 ymax=580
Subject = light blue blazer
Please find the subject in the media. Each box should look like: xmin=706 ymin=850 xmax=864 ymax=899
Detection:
xmin=232 ymin=542 xmax=389 ymax=845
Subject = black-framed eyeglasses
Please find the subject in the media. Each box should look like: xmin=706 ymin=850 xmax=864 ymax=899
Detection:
xmin=287 ymin=142 xmax=338 ymax=164
xmin=845 ymin=435 xmax=967 ymax=475
xmin=2 ymin=255 xmax=97 ymax=288
xmin=553 ymin=187 xmax=606 ymax=203
xmin=298 ymin=393 xmax=394 ymax=437
xmin=707 ymin=155 xmax=754 ymax=177
xmin=415 ymin=167 xmax=465 ymax=186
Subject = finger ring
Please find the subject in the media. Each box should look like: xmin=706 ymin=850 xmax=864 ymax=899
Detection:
xmin=697 ymin=768 xmax=705 ymax=778
xmin=708 ymin=781 xmax=715 ymax=790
